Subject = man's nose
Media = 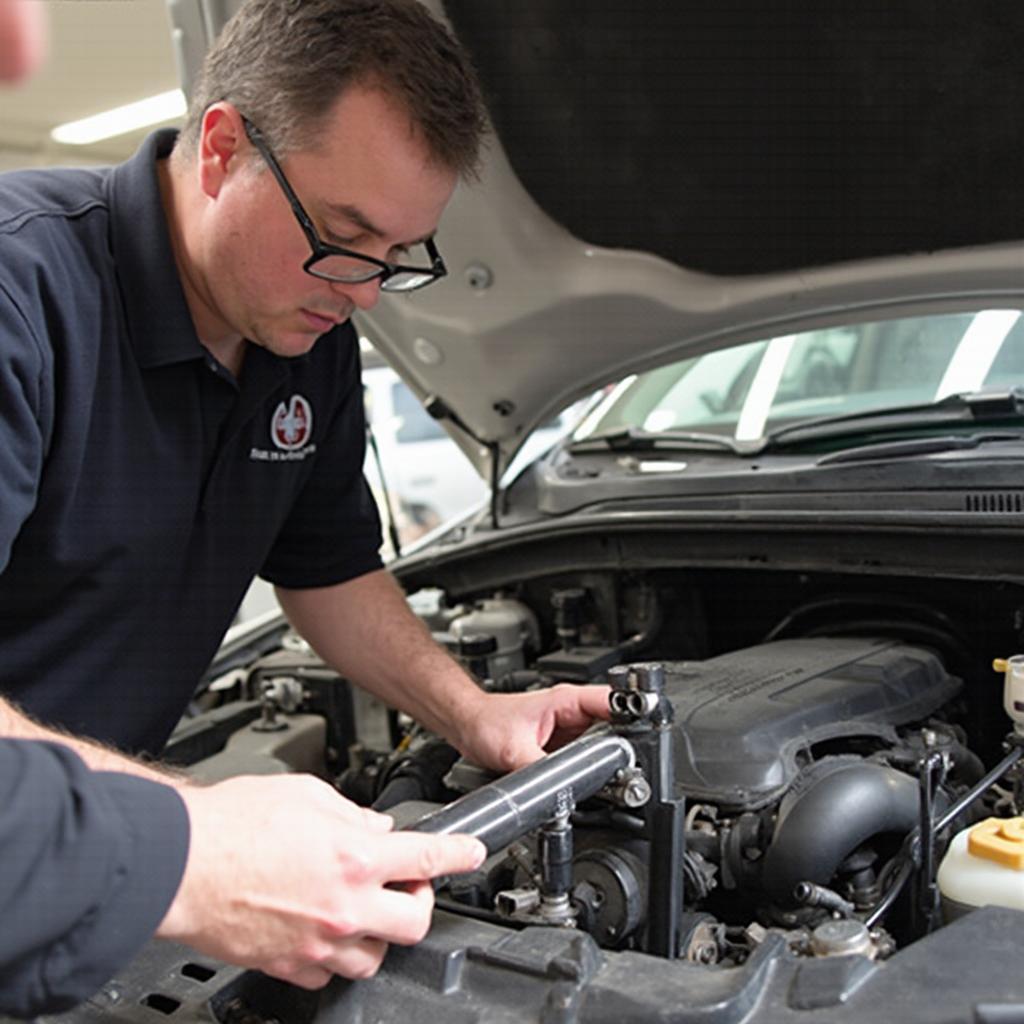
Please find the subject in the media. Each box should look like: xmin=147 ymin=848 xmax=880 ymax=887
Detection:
xmin=332 ymin=276 xmax=382 ymax=311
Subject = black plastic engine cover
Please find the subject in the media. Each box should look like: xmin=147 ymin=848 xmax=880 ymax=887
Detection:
xmin=665 ymin=637 xmax=959 ymax=810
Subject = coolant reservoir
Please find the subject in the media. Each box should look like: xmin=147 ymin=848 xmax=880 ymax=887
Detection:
xmin=938 ymin=817 xmax=1024 ymax=920
xmin=449 ymin=599 xmax=540 ymax=682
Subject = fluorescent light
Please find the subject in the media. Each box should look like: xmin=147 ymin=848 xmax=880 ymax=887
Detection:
xmin=51 ymin=89 xmax=186 ymax=145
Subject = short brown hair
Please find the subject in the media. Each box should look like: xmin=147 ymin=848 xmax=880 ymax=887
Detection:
xmin=176 ymin=0 xmax=487 ymax=178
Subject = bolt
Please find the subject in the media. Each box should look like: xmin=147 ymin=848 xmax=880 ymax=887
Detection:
xmin=696 ymin=944 xmax=717 ymax=964
xmin=464 ymin=263 xmax=493 ymax=290
xmin=623 ymin=777 xmax=652 ymax=808
xmin=607 ymin=665 xmax=631 ymax=692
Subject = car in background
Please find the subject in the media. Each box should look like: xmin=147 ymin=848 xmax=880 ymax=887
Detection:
xmin=362 ymin=346 xmax=594 ymax=545
xmin=572 ymin=308 xmax=1024 ymax=446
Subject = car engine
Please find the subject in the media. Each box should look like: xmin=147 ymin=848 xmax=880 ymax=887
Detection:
xmin=181 ymin=568 xmax=1020 ymax=976
xmin=361 ymin=627 xmax=970 ymax=965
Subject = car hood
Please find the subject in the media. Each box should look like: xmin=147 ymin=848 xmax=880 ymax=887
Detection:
xmin=171 ymin=1 xmax=1024 ymax=478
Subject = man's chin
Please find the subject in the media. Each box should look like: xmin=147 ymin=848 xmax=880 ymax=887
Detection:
xmin=251 ymin=331 xmax=324 ymax=360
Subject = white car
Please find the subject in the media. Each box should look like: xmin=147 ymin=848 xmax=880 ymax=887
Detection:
xmin=362 ymin=349 xmax=593 ymax=544
xmin=361 ymin=355 xmax=488 ymax=536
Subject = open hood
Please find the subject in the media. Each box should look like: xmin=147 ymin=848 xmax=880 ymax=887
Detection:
xmin=169 ymin=0 xmax=1024 ymax=478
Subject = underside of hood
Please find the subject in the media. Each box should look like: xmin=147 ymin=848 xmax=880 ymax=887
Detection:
xmin=445 ymin=1 xmax=1024 ymax=277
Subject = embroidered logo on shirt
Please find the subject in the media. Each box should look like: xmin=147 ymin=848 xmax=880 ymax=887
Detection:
xmin=249 ymin=394 xmax=317 ymax=462
xmin=271 ymin=394 xmax=313 ymax=450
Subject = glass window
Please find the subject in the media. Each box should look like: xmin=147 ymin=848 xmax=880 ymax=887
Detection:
xmin=575 ymin=308 xmax=1024 ymax=444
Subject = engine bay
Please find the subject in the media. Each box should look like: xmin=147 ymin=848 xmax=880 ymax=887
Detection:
xmin=46 ymin=546 xmax=1024 ymax=1024
xmin=165 ymin=558 xmax=1024 ymax=993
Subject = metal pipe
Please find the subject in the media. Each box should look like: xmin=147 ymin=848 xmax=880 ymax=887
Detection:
xmin=648 ymin=797 xmax=685 ymax=958
xmin=405 ymin=732 xmax=635 ymax=854
xmin=935 ymin=742 xmax=1024 ymax=834
xmin=916 ymin=752 xmax=944 ymax=935
xmin=539 ymin=810 xmax=574 ymax=899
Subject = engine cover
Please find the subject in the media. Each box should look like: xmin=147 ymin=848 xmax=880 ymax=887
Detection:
xmin=666 ymin=637 xmax=960 ymax=810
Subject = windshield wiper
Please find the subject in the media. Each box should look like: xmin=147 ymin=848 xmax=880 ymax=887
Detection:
xmin=815 ymin=431 xmax=1024 ymax=465
xmin=762 ymin=389 xmax=1024 ymax=451
xmin=568 ymin=426 xmax=749 ymax=455
xmin=567 ymin=391 xmax=1024 ymax=461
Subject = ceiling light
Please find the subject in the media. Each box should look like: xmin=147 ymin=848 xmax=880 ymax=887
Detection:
xmin=51 ymin=89 xmax=186 ymax=146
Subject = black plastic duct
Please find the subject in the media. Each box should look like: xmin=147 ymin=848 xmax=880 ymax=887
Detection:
xmin=763 ymin=760 xmax=920 ymax=907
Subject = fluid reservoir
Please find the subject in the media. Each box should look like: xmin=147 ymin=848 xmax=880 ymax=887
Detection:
xmin=937 ymin=816 xmax=1024 ymax=920
xmin=449 ymin=599 xmax=540 ymax=683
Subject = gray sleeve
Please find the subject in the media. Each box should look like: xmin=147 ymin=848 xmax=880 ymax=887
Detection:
xmin=0 ymin=739 xmax=190 ymax=1018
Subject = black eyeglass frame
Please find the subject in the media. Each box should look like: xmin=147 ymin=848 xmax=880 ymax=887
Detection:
xmin=241 ymin=116 xmax=448 ymax=292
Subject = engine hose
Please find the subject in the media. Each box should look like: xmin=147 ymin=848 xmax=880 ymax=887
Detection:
xmin=405 ymin=731 xmax=634 ymax=854
xmin=763 ymin=761 xmax=921 ymax=907
xmin=372 ymin=739 xmax=461 ymax=812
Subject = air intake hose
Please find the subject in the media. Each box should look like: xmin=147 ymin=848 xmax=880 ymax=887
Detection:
xmin=763 ymin=760 xmax=922 ymax=907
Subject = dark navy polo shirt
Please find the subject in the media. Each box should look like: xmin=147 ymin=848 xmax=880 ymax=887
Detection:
xmin=0 ymin=130 xmax=383 ymax=755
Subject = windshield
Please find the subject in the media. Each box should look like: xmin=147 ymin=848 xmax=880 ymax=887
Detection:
xmin=574 ymin=308 xmax=1024 ymax=445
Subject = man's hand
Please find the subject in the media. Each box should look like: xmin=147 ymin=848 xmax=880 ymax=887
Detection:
xmin=456 ymin=683 xmax=611 ymax=774
xmin=158 ymin=774 xmax=485 ymax=988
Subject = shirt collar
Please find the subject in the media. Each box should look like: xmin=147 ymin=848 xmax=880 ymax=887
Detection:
xmin=108 ymin=129 xmax=207 ymax=369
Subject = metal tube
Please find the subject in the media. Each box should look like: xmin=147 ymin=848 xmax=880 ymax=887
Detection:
xmin=935 ymin=743 xmax=1024 ymax=834
xmin=405 ymin=732 xmax=635 ymax=853
xmin=648 ymin=797 xmax=685 ymax=958
xmin=916 ymin=752 xmax=943 ymax=935
xmin=539 ymin=812 xmax=574 ymax=898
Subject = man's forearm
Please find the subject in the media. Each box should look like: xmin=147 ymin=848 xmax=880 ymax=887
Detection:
xmin=276 ymin=571 xmax=612 ymax=774
xmin=0 ymin=696 xmax=187 ymax=785
xmin=276 ymin=571 xmax=485 ymax=750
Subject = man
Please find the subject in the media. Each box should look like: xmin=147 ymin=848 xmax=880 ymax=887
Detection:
xmin=0 ymin=0 xmax=487 ymax=1014
xmin=0 ymin=0 xmax=606 ymax=1007
xmin=0 ymin=0 xmax=605 ymax=770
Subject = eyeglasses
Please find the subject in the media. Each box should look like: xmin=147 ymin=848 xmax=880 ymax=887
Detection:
xmin=241 ymin=116 xmax=448 ymax=293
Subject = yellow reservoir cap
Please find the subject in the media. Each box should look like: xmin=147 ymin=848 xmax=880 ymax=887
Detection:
xmin=968 ymin=817 xmax=1024 ymax=870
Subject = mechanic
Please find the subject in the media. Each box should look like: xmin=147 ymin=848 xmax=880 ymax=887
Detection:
xmin=0 ymin=0 xmax=485 ymax=1014
xmin=1 ymin=740 xmax=485 ymax=1016
xmin=0 ymin=0 xmax=605 ymax=765
xmin=0 ymin=0 xmax=607 ymax=996
xmin=0 ymin=0 xmax=606 ymax=762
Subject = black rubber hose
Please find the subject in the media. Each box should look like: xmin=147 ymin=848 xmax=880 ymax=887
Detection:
xmin=763 ymin=762 xmax=921 ymax=907
xmin=372 ymin=739 xmax=461 ymax=812
xmin=373 ymin=774 xmax=427 ymax=812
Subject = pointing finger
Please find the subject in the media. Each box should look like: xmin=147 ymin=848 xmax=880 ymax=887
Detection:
xmin=371 ymin=831 xmax=486 ymax=884
xmin=557 ymin=683 xmax=611 ymax=723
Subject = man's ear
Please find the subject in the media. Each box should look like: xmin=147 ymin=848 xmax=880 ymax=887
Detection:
xmin=197 ymin=102 xmax=246 ymax=198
